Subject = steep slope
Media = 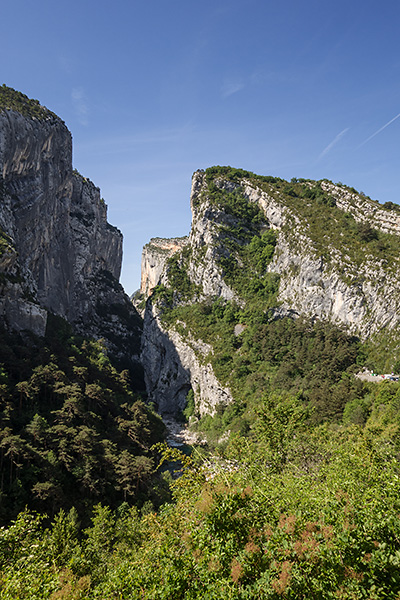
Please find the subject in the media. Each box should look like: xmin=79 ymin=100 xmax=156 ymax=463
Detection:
xmin=0 ymin=86 xmax=166 ymax=522
xmin=0 ymin=85 xmax=141 ymax=365
xmin=186 ymin=168 xmax=400 ymax=336
xmin=141 ymin=166 xmax=400 ymax=426
xmin=139 ymin=237 xmax=188 ymax=298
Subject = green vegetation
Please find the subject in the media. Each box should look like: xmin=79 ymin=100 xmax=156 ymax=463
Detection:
xmin=0 ymin=85 xmax=59 ymax=122
xmin=383 ymin=200 xmax=400 ymax=212
xmin=161 ymin=298 xmax=363 ymax=443
xmin=255 ymin=177 xmax=400 ymax=272
xmin=4 ymin=164 xmax=400 ymax=596
xmin=183 ymin=388 xmax=195 ymax=421
xmin=198 ymin=179 xmax=279 ymax=306
xmin=205 ymin=165 xmax=283 ymax=185
xmin=0 ymin=228 xmax=14 ymax=258
xmin=204 ymin=178 xmax=263 ymax=225
xmin=203 ymin=167 xmax=400 ymax=277
xmin=148 ymin=166 xmax=400 ymax=439
xmin=218 ymin=229 xmax=279 ymax=306
xmin=0 ymin=315 xmax=166 ymax=524
xmin=165 ymin=247 xmax=200 ymax=301
xmin=154 ymin=171 xmax=366 ymax=442
xmin=2 ymin=414 xmax=400 ymax=598
xmin=151 ymin=246 xmax=201 ymax=308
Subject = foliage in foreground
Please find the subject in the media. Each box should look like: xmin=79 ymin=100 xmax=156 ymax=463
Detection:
xmin=1 ymin=415 xmax=400 ymax=599
xmin=3 ymin=164 xmax=400 ymax=597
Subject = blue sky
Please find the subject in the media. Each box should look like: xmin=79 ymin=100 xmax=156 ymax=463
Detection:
xmin=2 ymin=0 xmax=400 ymax=293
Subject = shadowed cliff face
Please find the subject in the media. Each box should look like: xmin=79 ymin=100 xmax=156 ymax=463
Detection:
xmin=141 ymin=301 xmax=233 ymax=417
xmin=0 ymin=103 xmax=142 ymax=366
xmin=0 ymin=110 xmax=121 ymax=318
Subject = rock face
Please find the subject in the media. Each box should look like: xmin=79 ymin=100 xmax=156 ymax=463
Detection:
xmin=142 ymin=303 xmax=233 ymax=416
xmin=184 ymin=171 xmax=400 ymax=338
xmin=0 ymin=89 xmax=141 ymax=365
xmin=239 ymin=178 xmax=400 ymax=338
xmin=140 ymin=168 xmax=400 ymax=417
xmin=186 ymin=173 xmax=240 ymax=302
xmin=140 ymin=237 xmax=188 ymax=298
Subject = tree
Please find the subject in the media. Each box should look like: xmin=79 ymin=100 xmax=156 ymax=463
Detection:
xmin=26 ymin=413 xmax=48 ymax=445
xmin=116 ymin=451 xmax=154 ymax=500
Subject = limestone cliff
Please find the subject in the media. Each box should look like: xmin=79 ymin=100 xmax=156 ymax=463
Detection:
xmin=142 ymin=302 xmax=233 ymax=416
xmin=140 ymin=237 xmax=188 ymax=298
xmin=140 ymin=167 xmax=400 ymax=417
xmin=182 ymin=169 xmax=400 ymax=337
xmin=0 ymin=86 xmax=141 ymax=364
xmin=238 ymin=177 xmax=400 ymax=338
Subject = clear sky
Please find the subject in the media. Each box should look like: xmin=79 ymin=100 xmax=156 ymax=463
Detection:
xmin=2 ymin=0 xmax=400 ymax=294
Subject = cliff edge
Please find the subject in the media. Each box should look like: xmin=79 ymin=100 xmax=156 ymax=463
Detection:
xmin=0 ymin=85 xmax=141 ymax=364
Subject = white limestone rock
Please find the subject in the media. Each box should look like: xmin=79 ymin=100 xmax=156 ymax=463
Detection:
xmin=140 ymin=237 xmax=188 ymax=298
xmin=141 ymin=302 xmax=233 ymax=417
xmin=139 ymin=169 xmax=400 ymax=418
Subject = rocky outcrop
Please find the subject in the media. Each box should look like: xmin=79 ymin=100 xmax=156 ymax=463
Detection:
xmin=141 ymin=302 xmax=233 ymax=416
xmin=0 ymin=91 xmax=141 ymax=365
xmin=186 ymin=172 xmax=240 ymax=302
xmin=268 ymin=236 xmax=400 ymax=338
xmin=182 ymin=172 xmax=400 ymax=338
xmin=320 ymin=181 xmax=400 ymax=235
xmin=140 ymin=168 xmax=400 ymax=417
xmin=236 ymin=178 xmax=400 ymax=338
xmin=140 ymin=237 xmax=188 ymax=298
xmin=0 ymin=225 xmax=47 ymax=336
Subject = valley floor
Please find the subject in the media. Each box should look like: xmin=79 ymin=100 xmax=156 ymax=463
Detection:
xmin=162 ymin=415 xmax=205 ymax=447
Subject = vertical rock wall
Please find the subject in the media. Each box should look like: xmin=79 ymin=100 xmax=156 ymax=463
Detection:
xmin=0 ymin=106 xmax=141 ymax=364
xmin=140 ymin=237 xmax=188 ymax=298
xmin=141 ymin=303 xmax=233 ymax=416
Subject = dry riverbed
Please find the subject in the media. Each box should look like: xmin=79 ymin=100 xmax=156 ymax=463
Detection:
xmin=162 ymin=416 xmax=206 ymax=448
